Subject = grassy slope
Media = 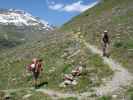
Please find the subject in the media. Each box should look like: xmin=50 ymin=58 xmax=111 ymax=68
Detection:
xmin=0 ymin=28 xmax=113 ymax=100
xmin=61 ymin=0 xmax=133 ymax=73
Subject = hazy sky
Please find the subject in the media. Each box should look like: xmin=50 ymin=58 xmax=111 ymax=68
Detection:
xmin=0 ymin=0 xmax=99 ymax=26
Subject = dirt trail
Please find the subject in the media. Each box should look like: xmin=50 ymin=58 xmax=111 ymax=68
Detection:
xmin=0 ymin=87 xmax=78 ymax=99
xmin=0 ymin=87 xmax=92 ymax=99
xmin=0 ymin=87 xmax=34 ymax=93
xmin=36 ymin=89 xmax=78 ymax=98
xmin=83 ymin=41 xmax=133 ymax=96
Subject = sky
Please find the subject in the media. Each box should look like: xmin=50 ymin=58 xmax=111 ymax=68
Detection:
xmin=0 ymin=0 xmax=99 ymax=26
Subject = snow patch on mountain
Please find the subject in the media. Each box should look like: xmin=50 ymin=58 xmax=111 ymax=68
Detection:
xmin=0 ymin=9 xmax=52 ymax=29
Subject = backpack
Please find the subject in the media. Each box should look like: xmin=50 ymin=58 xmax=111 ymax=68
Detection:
xmin=103 ymin=34 xmax=109 ymax=43
xmin=27 ymin=63 xmax=36 ymax=71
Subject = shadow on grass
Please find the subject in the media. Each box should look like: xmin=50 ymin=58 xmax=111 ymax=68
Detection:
xmin=37 ymin=82 xmax=48 ymax=88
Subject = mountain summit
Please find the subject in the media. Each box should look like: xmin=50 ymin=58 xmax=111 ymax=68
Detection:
xmin=0 ymin=9 xmax=52 ymax=30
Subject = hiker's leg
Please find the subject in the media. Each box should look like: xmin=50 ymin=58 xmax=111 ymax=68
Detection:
xmin=34 ymin=72 xmax=40 ymax=88
xmin=33 ymin=74 xmax=36 ymax=87
xmin=35 ymin=72 xmax=38 ymax=87
xmin=106 ymin=44 xmax=110 ymax=57
xmin=33 ymin=72 xmax=38 ymax=88
xmin=34 ymin=79 xmax=37 ymax=88
xmin=36 ymin=72 xmax=40 ymax=85
xmin=104 ymin=43 xmax=109 ymax=57
xmin=102 ymin=44 xmax=106 ymax=56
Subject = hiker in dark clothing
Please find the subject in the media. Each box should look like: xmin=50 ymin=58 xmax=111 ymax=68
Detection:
xmin=102 ymin=30 xmax=110 ymax=57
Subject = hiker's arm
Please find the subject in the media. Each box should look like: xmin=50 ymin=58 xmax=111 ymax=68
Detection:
xmin=101 ymin=34 xmax=104 ymax=45
xmin=35 ymin=64 xmax=38 ymax=72
xmin=108 ymin=37 xmax=110 ymax=44
xmin=41 ymin=66 xmax=43 ymax=71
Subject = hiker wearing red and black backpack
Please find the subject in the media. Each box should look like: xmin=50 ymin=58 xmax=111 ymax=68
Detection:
xmin=27 ymin=58 xmax=43 ymax=88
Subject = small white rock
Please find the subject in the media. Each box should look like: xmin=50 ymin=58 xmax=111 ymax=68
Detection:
xmin=72 ymin=80 xmax=77 ymax=85
xmin=102 ymin=78 xmax=106 ymax=82
xmin=59 ymin=82 xmax=66 ymax=88
xmin=112 ymin=94 xmax=117 ymax=98
xmin=23 ymin=94 xmax=32 ymax=99
xmin=64 ymin=80 xmax=72 ymax=85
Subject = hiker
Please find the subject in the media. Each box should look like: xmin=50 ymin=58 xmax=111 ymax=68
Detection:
xmin=60 ymin=74 xmax=77 ymax=87
xmin=71 ymin=65 xmax=83 ymax=76
xmin=63 ymin=74 xmax=75 ymax=85
xmin=27 ymin=58 xmax=43 ymax=88
xmin=102 ymin=30 xmax=110 ymax=57
xmin=64 ymin=74 xmax=74 ymax=82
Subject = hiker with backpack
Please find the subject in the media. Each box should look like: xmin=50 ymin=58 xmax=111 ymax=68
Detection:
xmin=102 ymin=30 xmax=110 ymax=57
xmin=27 ymin=58 xmax=43 ymax=88
xmin=71 ymin=65 xmax=83 ymax=77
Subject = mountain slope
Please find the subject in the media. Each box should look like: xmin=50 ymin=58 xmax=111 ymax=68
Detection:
xmin=0 ymin=31 xmax=113 ymax=99
xmin=61 ymin=0 xmax=133 ymax=73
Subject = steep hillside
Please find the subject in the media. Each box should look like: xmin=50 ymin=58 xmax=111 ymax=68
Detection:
xmin=61 ymin=0 xmax=133 ymax=73
xmin=0 ymin=29 xmax=113 ymax=100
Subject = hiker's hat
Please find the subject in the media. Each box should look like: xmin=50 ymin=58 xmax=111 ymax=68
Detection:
xmin=104 ymin=30 xmax=108 ymax=33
